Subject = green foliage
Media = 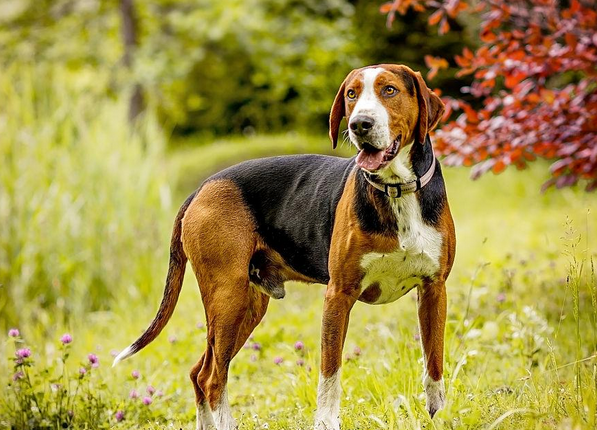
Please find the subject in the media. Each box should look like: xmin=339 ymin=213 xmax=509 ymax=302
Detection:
xmin=0 ymin=64 xmax=172 ymax=327
xmin=140 ymin=0 xmax=361 ymax=135
xmin=0 ymin=0 xmax=472 ymax=137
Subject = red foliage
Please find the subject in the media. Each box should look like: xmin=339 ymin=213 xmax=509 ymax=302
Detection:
xmin=380 ymin=0 xmax=597 ymax=191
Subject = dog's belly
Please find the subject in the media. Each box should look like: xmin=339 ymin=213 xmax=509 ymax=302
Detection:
xmin=358 ymin=248 xmax=440 ymax=305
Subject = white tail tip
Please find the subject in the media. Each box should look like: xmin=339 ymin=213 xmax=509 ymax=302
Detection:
xmin=112 ymin=346 xmax=133 ymax=367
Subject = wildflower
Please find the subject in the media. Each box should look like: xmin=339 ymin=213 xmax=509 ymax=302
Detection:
xmin=115 ymin=410 xmax=125 ymax=422
xmin=51 ymin=383 xmax=62 ymax=392
xmin=497 ymin=293 xmax=506 ymax=303
xmin=88 ymin=353 xmax=99 ymax=368
xmin=251 ymin=342 xmax=261 ymax=351
xmin=296 ymin=359 xmax=305 ymax=366
xmin=131 ymin=370 xmax=140 ymax=379
xmin=294 ymin=341 xmax=304 ymax=351
xmin=353 ymin=346 xmax=361 ymax=356
xmin=60 ymin=334 xmax=72 ymax=344
xmin=8 ymin=328 xmax=19 ymax=337
xmin=250 ymin=354 xmax=257 ymax=362
xmin=168 ymin=335 xmax=177 ymax=344
xmin=273 ymin=356 xmax=283 ymax=365
xmin=146 ymin=385 xmax=156 ymax=396
xmin=142 ymin=396 xmax=153 ymax=405
xmin=110 ymin=349 xmax=119 ymax=357
xmin=12 ymin=371 xmax=24 ymax=381
xmin=15 ymin=348 xmax=31 ymax=359
xmin=156 ymin=390 xmax=164 ymax=397
xmin=79 ymin=367 xmax=87 ymax=376
xmin=196 ymin=322 xmax=205 ymax=329
xmin=414 ymin=333 xmax=421 ymax=341
xmin=129 ymin=389 xmax=139 ymax=399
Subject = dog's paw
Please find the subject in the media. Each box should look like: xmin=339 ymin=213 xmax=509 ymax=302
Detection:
xmin=195 ymin=403 xmax=217 ymax=430
xmin=314 ymin=418 xmax=340 ymax=430
xmin=424 ymin=376 xmax=445 ymax=418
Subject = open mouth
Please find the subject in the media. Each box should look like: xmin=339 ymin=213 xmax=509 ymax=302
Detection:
xmin=356 ymin=135 xmax=401 ymax=171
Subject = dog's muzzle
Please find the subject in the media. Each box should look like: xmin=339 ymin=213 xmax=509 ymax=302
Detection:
xmin=355 ymin=134 xmax=402 ymax=171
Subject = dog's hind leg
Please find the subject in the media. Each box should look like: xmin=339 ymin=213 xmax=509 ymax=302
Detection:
xmin=190 ymin=353 xmax=216 ymax=429
xmin=193 ymin=276 xmax=269 ymax=430
xmin=182 ymin=179 xmax=267 ymax=430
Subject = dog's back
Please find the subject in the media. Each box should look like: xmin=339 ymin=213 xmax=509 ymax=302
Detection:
xmin=208 ymin=154 xmax=355 ymax=283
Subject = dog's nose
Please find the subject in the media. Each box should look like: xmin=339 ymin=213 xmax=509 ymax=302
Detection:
xmin=349 ymin=115 xmax=375 ymax=136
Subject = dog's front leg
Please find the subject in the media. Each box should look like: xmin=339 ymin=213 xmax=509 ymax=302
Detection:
xmin=417 ymin=279 xmax=447 ymax=418
xmin=314 ymin=284 xmax=358 ymax=430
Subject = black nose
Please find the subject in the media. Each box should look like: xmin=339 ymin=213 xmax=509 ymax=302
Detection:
xmin=349 ymin=115 xmax=375 ymax=136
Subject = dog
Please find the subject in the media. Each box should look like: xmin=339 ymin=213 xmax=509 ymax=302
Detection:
xmin=113 ymin=63 xmax=455 ymax=430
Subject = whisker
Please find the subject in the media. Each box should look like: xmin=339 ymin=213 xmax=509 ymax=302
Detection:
xmin=341 ymin=130 xmax=352 ymax=150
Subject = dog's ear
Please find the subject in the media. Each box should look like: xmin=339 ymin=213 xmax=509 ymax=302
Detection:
xmin=411 ymin=71 xmax=445 ymax=144
xmin=329 ymin=73 xmax=351 ymax=149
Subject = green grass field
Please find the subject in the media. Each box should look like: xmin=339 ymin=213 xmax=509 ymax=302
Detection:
xmin=2 ymin=130 xmax=597 ymax=429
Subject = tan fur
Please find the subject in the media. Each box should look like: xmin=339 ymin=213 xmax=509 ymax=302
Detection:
xmin=181 ymin=180 xmax=269 ymax=411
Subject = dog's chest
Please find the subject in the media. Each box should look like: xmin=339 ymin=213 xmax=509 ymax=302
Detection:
xmin=358 ymin=195 xmax=442 ymax=305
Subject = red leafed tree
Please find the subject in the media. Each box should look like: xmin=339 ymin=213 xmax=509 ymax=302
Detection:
xmin=380 ymin=0 xmax=597 ymax=191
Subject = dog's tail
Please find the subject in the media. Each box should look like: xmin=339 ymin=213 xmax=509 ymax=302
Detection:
xmin=112 ymin=191 xmax=197 ymax=367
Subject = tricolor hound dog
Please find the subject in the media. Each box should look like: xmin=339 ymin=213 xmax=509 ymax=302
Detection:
xmin=114 ymin=63 xmax=456 ymax=430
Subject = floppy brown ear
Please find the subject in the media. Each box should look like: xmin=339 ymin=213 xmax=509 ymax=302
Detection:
xmin=329 ymin=77 xmax=348 ymax=149
xmin=412 ymin=71 xmax=445 ymax=144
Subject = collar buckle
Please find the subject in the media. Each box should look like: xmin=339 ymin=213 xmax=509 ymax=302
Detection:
xmin=384 ymin=183 xmax=401 ymax=198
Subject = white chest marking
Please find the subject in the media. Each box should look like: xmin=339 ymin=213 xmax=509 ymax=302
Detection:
xmin=358 ymin=189 xmax=443 ymax=305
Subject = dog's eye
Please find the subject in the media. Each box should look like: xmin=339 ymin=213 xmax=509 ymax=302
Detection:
xmin=346 ymin=89 xmax=357 ymax=100
xmin=383 ymin=86 xmax=398 ymax=96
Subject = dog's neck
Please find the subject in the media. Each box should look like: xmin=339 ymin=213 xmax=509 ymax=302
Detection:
xmin=352 ymin=137 xmax=437 ymax=235
xmin=357 ymin=136 xmax=436 ymax=202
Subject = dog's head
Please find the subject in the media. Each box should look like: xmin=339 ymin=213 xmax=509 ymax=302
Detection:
xmin=329 ymin=64 xmax=445 ymax=172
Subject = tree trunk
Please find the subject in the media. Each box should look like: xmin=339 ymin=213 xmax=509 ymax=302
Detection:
xmin=120 ymin=0 xmax=144 ymax=123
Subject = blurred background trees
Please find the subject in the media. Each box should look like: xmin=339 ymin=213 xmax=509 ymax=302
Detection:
xmin=0 ymin=0 xmax=469 ymax=137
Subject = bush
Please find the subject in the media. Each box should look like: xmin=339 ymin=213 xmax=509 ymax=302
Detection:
xmin=0 ymin=63 xmax=173 ymax=327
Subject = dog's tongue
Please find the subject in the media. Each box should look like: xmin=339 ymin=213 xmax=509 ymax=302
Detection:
xmin=356 ymin=149 xmax=385 ymax=170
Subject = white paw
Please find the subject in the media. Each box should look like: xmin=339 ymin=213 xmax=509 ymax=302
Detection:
xmin=196 ymin=403 xmax=216 ymax=430
xmin=314 ymin=417 xmax=340 ymax=430
xmin=424 ymin=376 xmax=445 ymax=418
xmin=314 ymin=371 xmax=341 ymax=430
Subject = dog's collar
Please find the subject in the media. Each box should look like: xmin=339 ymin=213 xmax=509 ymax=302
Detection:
xmin=361 ymin=153 xmax=436 ymax=198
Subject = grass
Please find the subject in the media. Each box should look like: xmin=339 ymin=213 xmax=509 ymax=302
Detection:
xmin=2 ymin=131 xmax=597 ymax=429
xmin=0 ymin=63 xmax=173 ymax=327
